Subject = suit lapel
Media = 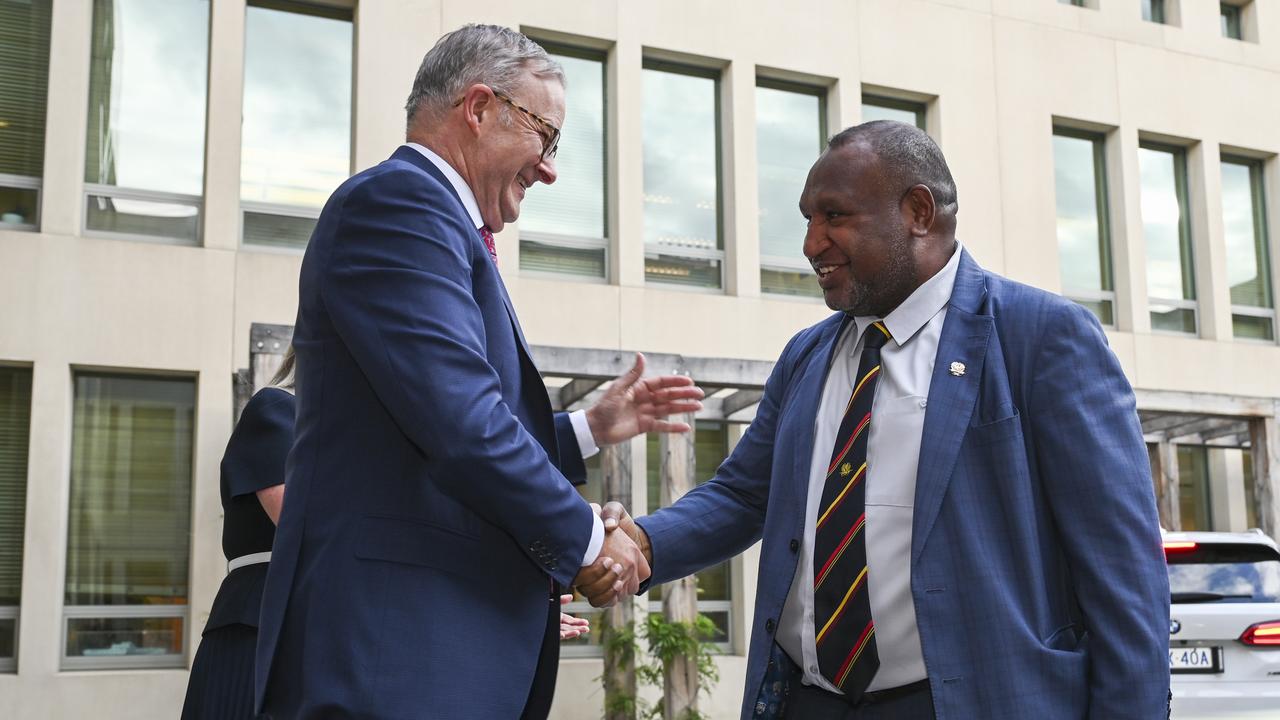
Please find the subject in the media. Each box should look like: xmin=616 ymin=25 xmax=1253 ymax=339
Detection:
xmin=788 ymin=315 xmax=853 ymax=503
xmin=911 ymin=250 xmax=993 ymax=564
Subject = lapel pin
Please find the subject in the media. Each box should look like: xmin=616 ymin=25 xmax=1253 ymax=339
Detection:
xmin=949 ymin=361 xmax=966 ymax=377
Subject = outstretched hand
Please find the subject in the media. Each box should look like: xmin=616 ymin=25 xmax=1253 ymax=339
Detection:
xmin=584 ymin=353 xmax=704 ymax=447
xmin=559 ymin=594 xmax=590 ymax=640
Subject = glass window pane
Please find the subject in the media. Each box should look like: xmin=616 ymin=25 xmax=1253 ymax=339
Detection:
xmin=520 ymin=240 xmax=606 ymax=279
xmin=1142 ymin=0 xmax=1166 ymax=23
xmin=0 ymin=616 xmax=14 ymax=662
xmin=66 ymin=374 xmax=195 ymax=608
xmin=1140 ymin=144 xmax=1196 ymax=332
xmin=1177 ymin=445 xmax=1211 ymax=531
xmin=1221 ymin=159 xmax=1272 ymax=310
xmin=643 ymin=64 xmax=720 ymax=287
xmin=757 ymin=83 xmax=823 ymax=296
xmin=1052 ymin=131 xmax=1113 ymax=303
xmin=1151 ymin=306 xmax=1197 ymax=334
xmin=1221 ymin=4 xmax=1243 ymax=39
xmin=0 ymin=187 xmax=39 ymax=229
xmin=1232 ymin=313 xmax=1275 ymax=341
xmin=0 ymin=367 xmax=32 ymax=611
xmin=65 ymin=616 xmax=184 ymax=660
xmin=85 ymin=195 xmax=200 ymax=243
xmin=242 ymin=211 xmax=317 ymax=249
xmin=520 ymin=49 xmax=605 ymax=240
xmin=85 ymin=0 xmax=209 ymax=196
xmin=0 ymin=0 xmax=52 ymax=179
xmin=861 ymin=96 xmax=925 ymax=130
xmin=241 ymin=2 xmax=351 ymax=209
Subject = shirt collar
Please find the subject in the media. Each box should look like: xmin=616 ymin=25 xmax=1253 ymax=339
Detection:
xmin=852 ymin=241 xmax=964 ymax=349
xmin=404 ymin=142 xmax=484 ymax=230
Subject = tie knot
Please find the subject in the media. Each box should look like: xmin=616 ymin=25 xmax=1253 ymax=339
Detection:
xmin=863 ymin=322 xmax=892 ymax=351
xmin=478 ymin=225 xmax=498 ymax=265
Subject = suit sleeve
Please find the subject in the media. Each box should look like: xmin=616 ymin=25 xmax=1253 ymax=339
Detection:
xmin=1029 ymin=302 xmax=1170 ymax=718
xmin=223 ymin=387 xmax=294 ymax=498
xmin=555 ymin=412 xmax=588 ymax=486
xmin=636 ymin=333 xmax=802 ymax=586
xmin=318 ymin=171 xmax=594 ymax=587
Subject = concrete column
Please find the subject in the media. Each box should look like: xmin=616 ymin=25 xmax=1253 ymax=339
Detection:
xmin=722 ymin=58 xmax=759 ymax=298
xmin=1155 ymin=439 xmax=1181 ymax=530
xmin=1113 ymin=126 xmax=1151 ymax=335
xmin=1187 ymin=141 xmax=1232 ymax=341
xmin=202 ymin=0 xmax=247 ymax=251
xmin=610 ymin=30 xmax=645 ymax=287
xmin=658 ymin=414 xmax=698 ymax=719
xmin=1250 ymin=412 xmax=1280 ymax=542
xmin=38 ymin=0 xmax=93 ymax=237
xmin=1208 ymin=447 xmax=1248 ymax=532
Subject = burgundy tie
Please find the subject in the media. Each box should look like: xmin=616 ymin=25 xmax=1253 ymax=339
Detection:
xmin=478 ymin=225 xmax=498 ymax=266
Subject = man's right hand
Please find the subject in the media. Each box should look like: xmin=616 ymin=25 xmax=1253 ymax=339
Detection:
xmin=573 ymin=503 xmax=651 ymax=607
xmin=599 ymin=501 xmax=651 ymax=566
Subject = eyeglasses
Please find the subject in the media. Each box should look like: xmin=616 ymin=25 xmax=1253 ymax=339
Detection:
xmin=453 ymin=87 xmax=561 ymax=161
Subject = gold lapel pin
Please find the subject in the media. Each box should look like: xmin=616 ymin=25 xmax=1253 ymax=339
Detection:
xmin=949 ymin=361 xmax=966 ymax=377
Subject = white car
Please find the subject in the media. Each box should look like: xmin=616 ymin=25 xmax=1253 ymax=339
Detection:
xmin=1166 ymin=529 xmax=1280 ymax=718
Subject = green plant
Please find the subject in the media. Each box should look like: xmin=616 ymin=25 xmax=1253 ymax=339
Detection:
xmin=596 ymin=611 xmax=721 ymax=720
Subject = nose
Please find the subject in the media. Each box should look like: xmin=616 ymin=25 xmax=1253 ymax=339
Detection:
xmin=536 ymin=155 xmax=558 ymax=185
xmin=802 ymin=218 xmax=828 ymax=262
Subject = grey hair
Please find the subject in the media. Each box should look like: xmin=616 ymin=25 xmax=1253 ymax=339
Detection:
xmin=405 ymin=24 xmax=564 ymax=130
xmin=828 ymin=120 xmax=958 ymax=212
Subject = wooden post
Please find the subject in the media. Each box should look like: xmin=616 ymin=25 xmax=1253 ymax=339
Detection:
xmin=1155 ymin=439 xmax=1181 ymax=531
xmin=601 ymin=440 xmax=637 ymax=720
xmin=1250 ymin=412 xmax=1280 ymax=541
xmin=659 ymin=414 xmax=698 ymax=720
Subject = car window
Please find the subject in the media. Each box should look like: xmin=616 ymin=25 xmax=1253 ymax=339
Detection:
xmin=1167 ymin=543 xmax=1280 ymax=603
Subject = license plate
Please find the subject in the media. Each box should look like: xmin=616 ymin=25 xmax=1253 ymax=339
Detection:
xmin=1169 ymin=646 xmax=1221 ymax=673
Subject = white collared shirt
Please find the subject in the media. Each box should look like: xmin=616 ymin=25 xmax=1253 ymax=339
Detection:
xmin=403 ymin=142 xmax=603 ymax=566
xmin=778 ymin=242 xmax=963 ymax=692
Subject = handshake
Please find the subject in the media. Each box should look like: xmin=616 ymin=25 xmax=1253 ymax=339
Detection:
xmin=572 ymin=501 xmax=653 ymax=607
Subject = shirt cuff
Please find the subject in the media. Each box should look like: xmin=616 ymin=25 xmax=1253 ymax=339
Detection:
xmin=581 ymin=514 xmax=605 ymax=567
xmin=569 ymin=409 xmax=600 ymax=459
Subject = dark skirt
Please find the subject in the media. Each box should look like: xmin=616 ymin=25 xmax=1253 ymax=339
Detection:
xmin=181 ymin=622 xmax=257 ymax=719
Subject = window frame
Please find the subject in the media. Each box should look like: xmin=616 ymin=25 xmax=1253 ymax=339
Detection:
xmin=1221 ymin=154 xmax=1275 ymax=343
xmin=0 ymin=174 xmax=41 ymax=233
xmin=1052 ymin=126 xmax=1116 ymax=326
xmin=0 ymin=363 xmax=32 ymax=674
xmin=82 ymin=184 xmax=204 ymax=246
xmin=1139 ymin=140 xmax=1199 ymax=336
xmin=1220 ymin=2 xmax=1244 ymax=40
xmin=1142 ymin=0 xmax=1167 ymax=23
xmin=861 ymin=94 xmax=927 ymax=132
xmin=518 ymin=41 xmax=610 ymax=283
xmin=641 ymin=58 xmax=726 ymax=292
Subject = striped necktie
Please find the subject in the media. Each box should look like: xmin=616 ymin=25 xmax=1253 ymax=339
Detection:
xmin=478 ymin=225 xmax=498 ymax=266
xmin=813 ymin=320 xmax=891 ymax=698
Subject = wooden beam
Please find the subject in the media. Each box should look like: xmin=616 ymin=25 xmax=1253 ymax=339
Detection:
xmin=1250 ymin=415 xmax=1280 ymax=540
xmin=1155 ymin=440 xmax=1181 ymax=531
xmin=658 ymin=414 xmax=699 ymax=719
xmin=558 ymin=378 xmax=605 ymax=410
xmin=1166 ymin=417 xmax=1247 ymax=442
xmin=720 ymin=389 xmax=764 ymax=418
xmin=599 ymin=442 xmax=637 ymax=720
xmin=1135 ymin=388 xmax=1276 ymax=418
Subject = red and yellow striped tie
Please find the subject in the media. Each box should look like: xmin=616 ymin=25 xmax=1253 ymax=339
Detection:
xmin=813 ymin=320 xmax=890 ymax=697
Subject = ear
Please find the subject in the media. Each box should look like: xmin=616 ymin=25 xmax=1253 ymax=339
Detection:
xmin=900 ymin=185 xmax=936 ymax=237
xmin=457 ymin=83 xmax=496 ymax=137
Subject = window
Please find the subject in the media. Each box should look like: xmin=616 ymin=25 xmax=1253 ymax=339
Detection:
xmin=63 ymin=373 xmax=195 ymax=669
xmin=1059 ymin=0 xmax=1086 ymax=5
xmin=643 ymin=61 xmax=723 ymax=289
xmin=84 ymin=0 xmax=209 ymax=244
xmin=0 ymin=366 xmax=32 ymax=673
xmin=1177 ymin=445 xmax=1212 ymax=531
xmin=1221 ymin=156 xmax=1274 ymax=341
xmin=756 ymin=80 xmax=825 ymax=298
xmin=1168 ymin=543 xmax=1280 ymax=603
xmin=519 ymin=44 xmax=607 ymax=280
xmin=1142 ymin=0 xmax=1167 ymax=23
xmin=1221 ymin=2 xmax=1244 ymax=40
xmin=861 ymin=94 xmax=925 ymax=131
xmin=1052 ymin=128 xmax=1115 ymax=325
xmin=1139 ymin=142 xmax=1197 ymax=334
xmin=241 ymin=0 xmax=352 ymax=249
xmin=0 ymin=0 xmax=52 ymax=231
xmin=647 ymin=423 xmax=732 ymax=648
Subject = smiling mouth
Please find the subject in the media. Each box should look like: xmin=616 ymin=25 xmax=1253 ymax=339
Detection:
xmin=814 ymin=264 xmax=841 ymax=280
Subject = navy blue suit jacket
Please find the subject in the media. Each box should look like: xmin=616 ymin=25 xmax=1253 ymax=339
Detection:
xmin=637 ymin=250 xmax=1170 ymax=719
xmin=255 ymin=146 xmax=592 ymax=718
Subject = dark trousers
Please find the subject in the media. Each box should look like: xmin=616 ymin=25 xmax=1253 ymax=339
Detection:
xmin=784 ymin=680 xmax=936 ymax=720
xmin=519 ymin=590 xmax=563 ymax=720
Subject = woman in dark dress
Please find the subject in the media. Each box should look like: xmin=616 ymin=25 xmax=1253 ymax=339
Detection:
xmin=181 ymin=352 xmax=295 ymax=719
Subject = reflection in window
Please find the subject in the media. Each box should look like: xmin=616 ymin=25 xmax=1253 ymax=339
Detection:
xmin=1221 ymin=3 xmax=1243 ymax=40
xmin=520 ymin=46 xmax=607 ymax=280
xmin=1053 ymin=129 xmax=1114 ymax=325
xmin=84 ymin=0 xmax=209 ymax=243
xmin=1142 ymin=0 xmax=1167 ymax=23
xmin=643 ymin=62 xmax=722 ymax=289
xmin=647 ymin=423 xmax=732 ymax=648
xmin=64 ymin=374 xmax=195 ymax=669
xmin=1139 ymin=143 xmax=1197 ymax=334
xmin=1221 ymin=157 xmax=1274 ymax=341
xmin=862 ymin=95 xmax=925 ymax=131
xmin=0 ymin=367 xmax=32 ymax=673
xmin=0 ymin=0 xmax=51 ymax=231
xmin=1177 ymin=445 xmax=1211 ymax=531
xmin=757 ymin=81 xmax=824 ymax=298
xmin=241 ymin=1 xmax=352 ymax=249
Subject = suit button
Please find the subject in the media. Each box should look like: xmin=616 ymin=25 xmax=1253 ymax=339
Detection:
xmin=765 ymin=618 xmax=775 ymax=634
xmin=789 ymin=539 xmax=799 ymax=552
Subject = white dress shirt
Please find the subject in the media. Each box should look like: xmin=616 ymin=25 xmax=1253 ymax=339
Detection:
xmin=405 ymin=142 xmax=604 ymax=566
xmin=778 ymin=242 xmax=962 ymax=692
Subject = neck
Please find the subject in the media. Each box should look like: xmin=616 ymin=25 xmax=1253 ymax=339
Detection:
xmin=408 ymin=129 xmax=475 ymax=191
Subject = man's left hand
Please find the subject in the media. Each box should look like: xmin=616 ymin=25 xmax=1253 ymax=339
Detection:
xmin=585 ymin=353 xmax=704 ymax=446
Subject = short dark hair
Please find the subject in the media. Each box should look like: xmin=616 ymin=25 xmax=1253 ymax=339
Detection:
xmin=828 ymin=120 xmax=958 ymax=212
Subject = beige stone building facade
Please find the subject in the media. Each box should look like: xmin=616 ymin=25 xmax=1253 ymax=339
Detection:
xmin=1 ymin=0 xmax=1279 ymax=717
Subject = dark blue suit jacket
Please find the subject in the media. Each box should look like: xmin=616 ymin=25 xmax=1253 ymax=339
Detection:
xmin=637 ymin=250 xmax=1170 ymax=719
xmin=255 ymin=146 xmax=592 ymax=718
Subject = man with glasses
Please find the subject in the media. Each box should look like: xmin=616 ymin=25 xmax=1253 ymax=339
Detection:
xmin=255 ymin=24 xmax=699 ymax=719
